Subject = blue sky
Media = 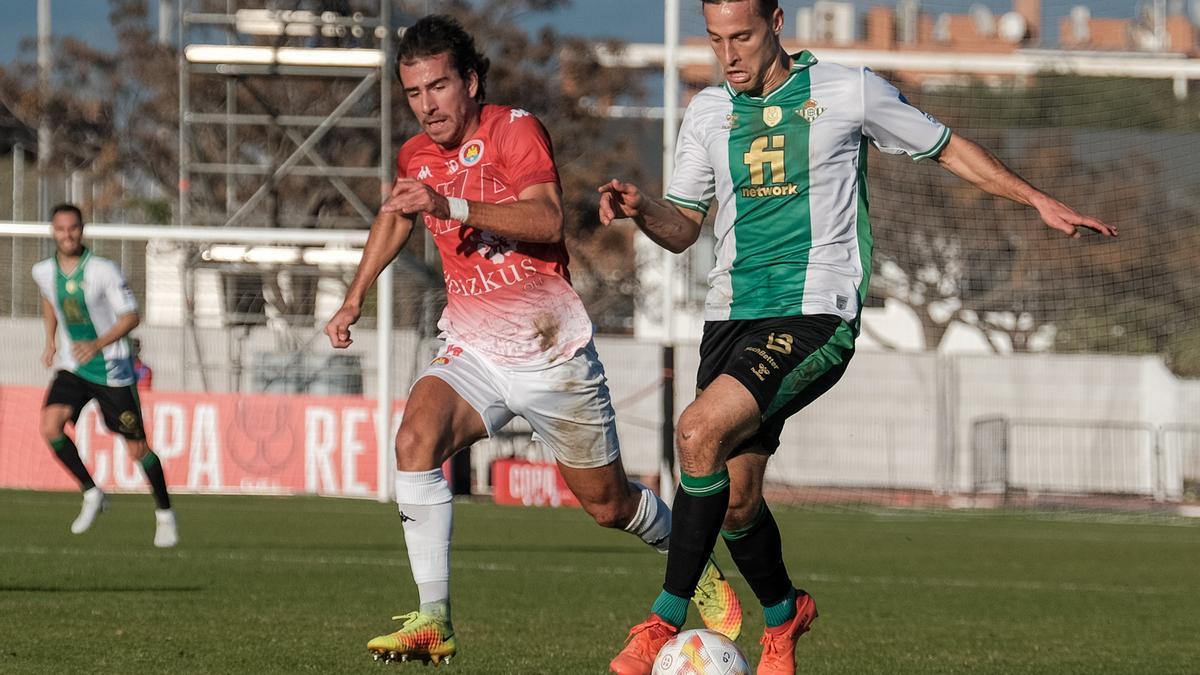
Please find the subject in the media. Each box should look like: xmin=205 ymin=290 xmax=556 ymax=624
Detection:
xmin=0 ymin=1 xmax=1165 ymax=65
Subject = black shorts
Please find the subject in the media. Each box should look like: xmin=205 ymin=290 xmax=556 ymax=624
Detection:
xmin=697 ymin=313 xmax=854 ymax=455
xmin=44 ymin=370 xmax=146 ymax=440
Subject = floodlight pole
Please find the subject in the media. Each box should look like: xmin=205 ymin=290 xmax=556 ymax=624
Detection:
xmin=178 ymin=0 xmax=189 ymax=227
xmin=225 ymin=0 xmax=235 ymax=218
xmin=660 ymin=0 xmax=680 ymax=504
xmin=37 ymin=0 xmax=51 ymax=220
xmin=11 ymin=145 xmax=24 ymax=316
xmin=376 ymin=0 xmax=395 ymax=504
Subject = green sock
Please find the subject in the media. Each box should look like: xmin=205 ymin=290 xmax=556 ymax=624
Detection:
xmin=651 ymin=589 xmax=690 ymax=628
xmin=50 ymin=436 xmax=95 ymax=490
xmin=764 ymin=587 xmax=798 ymax=628
xmin=138 ymin=451 xmax=172 ymax=510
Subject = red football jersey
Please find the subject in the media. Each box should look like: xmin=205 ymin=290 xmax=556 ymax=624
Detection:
xmin=396 ymin=105 xmax=592 ymax=368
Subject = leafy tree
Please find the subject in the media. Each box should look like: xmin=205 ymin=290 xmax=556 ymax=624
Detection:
xmin=867 ymin=77 xmax=1200 ymax=374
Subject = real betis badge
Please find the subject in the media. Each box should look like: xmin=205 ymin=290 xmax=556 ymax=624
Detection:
xmin=798 ymin=99 xmax=826 ymax=123
xmin=763 ymin=105 xmax=783 ymax=127
xmin=65 ymin=280 xmax=77 ymax=293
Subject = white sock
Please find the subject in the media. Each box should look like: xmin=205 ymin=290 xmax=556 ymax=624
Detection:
xmin=622 ymin=481 xmax=671 ymax=554
xmin=394 ymin=469 xmax=454 ymax=612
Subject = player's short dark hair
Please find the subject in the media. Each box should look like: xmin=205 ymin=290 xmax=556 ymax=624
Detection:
xmin=397 ymin=15 xmax=490 ymax=102
xmin=700 ymin=0 xmax=779 ymax=21
xmin=51 ymin=203 xmax=84 ymax=225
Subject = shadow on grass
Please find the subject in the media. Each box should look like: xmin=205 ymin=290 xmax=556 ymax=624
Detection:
xmin=0 ymin=584 xmax=205 ymax=593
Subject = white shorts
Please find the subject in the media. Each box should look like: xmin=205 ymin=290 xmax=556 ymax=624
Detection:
xmin=419 ymin=339 xmax=621 ymax=469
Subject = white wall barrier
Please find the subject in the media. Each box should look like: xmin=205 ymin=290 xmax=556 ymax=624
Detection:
xmin=1 ymin=317 xmax=1195 ymax=501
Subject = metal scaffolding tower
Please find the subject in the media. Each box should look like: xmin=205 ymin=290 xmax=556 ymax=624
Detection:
xmin=178 ymin=1 xmax=395 ymax=229
xmin=176 ymin=4 xmax=403 ymax=494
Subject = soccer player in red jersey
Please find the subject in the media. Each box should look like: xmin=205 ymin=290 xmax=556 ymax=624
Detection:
xmin=324 ymin=15 xmax=742 ymax=665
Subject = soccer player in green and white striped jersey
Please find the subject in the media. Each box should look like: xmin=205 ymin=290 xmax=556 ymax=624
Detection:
xmin=602 ymin=2 xmax=1117 ymax=673
xmin=33 ymin=204 xmax=178 ymax=548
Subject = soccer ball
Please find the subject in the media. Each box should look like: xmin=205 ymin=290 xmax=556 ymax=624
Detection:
xmin=651 ymin=629 xmax=750 ymax=675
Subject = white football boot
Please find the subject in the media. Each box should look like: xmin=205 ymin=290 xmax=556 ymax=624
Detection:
xmin=154 ymin=509 xmax=179 ymax=548
xmin=70 ymin=487 xmax=107 ymax=534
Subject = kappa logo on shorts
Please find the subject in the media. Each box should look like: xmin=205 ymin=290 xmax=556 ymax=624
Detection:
xmin=118 ymin=410 xmax=138 ymax=433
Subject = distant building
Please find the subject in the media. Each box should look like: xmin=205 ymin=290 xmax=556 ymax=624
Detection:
xmin=673 ymin=1 xmax=1200 ymax=92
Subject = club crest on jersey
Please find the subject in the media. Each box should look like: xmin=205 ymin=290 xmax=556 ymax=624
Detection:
xmin=65 ymin=280 xmax=78 ymax=293
xmin=797 ymin=99 xmax=826 ymax=123
xmin=763 ymin=105 xmax=783 ymax=127
xmin=459 ymin=140 xmax=485 ymax=167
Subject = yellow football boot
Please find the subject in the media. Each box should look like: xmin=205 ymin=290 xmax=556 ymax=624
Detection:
xmin=367 ymin=612 xmax=457 ymax=665
xmin=692 ymin=556 xmax=743 ymax=640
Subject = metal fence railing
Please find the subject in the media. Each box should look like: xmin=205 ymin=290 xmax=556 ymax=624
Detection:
xmin=972 ymin=418 xmax=1194 ymax=502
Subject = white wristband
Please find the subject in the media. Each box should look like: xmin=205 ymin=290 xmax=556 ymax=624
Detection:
xmin=447 ymin=197 xmax=470 ymax=223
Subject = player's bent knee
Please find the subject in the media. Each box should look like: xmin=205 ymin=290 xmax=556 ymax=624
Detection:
xmin=675 ymin=417 xmax=723 ymax=474
xmin=40 ymin=417 xmax=68 ymax=444
xmin=125 ymin=440 xmax=150 ymax=460
xmin=393 ymin=426 xmax=447 ymax=470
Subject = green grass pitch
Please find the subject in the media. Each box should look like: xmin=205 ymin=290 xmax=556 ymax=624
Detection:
xmin=2 ymin=490 xmax=1198 ymax=674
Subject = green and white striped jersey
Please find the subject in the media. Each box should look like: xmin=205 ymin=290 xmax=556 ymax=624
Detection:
xmin=665 ymin=51 xmax=950 ymax=326
xmin=32 ymin=248 xmax=139 ymax=386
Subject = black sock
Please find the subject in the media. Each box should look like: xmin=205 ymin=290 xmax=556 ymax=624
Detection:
xmin=662 ymin=469 xmax=731 ymax=599
xmin=721 ymin=501 xmax=793 ymax=606
xmin=139 ymin=451 xmax=171 ymax=510
xmin=49 ymin=436 xmax=95 ymax=491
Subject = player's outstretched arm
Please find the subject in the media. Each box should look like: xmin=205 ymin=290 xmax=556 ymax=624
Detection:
xmin=936 ymin=133 xmax=1118 ymax=239
xmin=325 ymin=196 xmax=415 ymax=349
xmin=40 ymin=297 xmax=57 ymax=368
xmin=597 ymin=179 xmax=704 ymax=254
xmin=385 ymin=179 xmax=563 ymax=243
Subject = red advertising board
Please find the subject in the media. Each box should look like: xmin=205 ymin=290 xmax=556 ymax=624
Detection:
xmin=0 ymin=386 xmax=403 ymax=498
xmin=490 ymin=458 xmax=581 ymax=508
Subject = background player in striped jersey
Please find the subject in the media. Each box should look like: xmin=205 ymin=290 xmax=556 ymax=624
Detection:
xmin=34 ymin=204 xmax=178 ymax=548
xmin=601 ymin=1 xmax=1117 ymax=673
xmin=323 ymin=15 xmax=741 ymax=665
